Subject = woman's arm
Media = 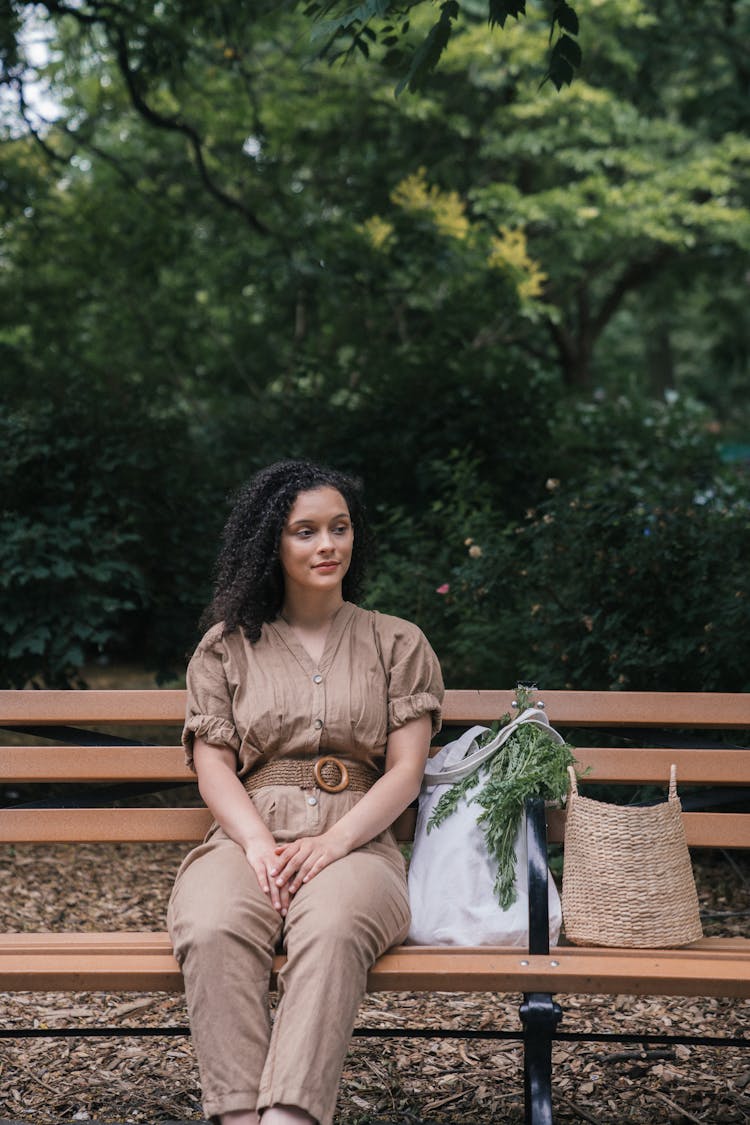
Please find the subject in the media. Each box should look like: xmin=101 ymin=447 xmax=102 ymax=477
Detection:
xmin=193 ymin=737 xmax=292 ymax=916
xmin=271 ymin=714 xmax=432 ymax=893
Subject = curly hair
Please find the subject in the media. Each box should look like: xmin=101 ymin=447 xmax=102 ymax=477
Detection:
xmin=200 ymin=460 xmax=371 ymax=642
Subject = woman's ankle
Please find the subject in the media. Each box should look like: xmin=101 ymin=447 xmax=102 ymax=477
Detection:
xmin=261 ymin=1105 xmax=316 ymax=1125
xmin=219 ymin=1111 xmax=260 ymax=1125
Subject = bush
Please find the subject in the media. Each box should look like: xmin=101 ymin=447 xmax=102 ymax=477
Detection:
xmin=0 ymin=387 xmax=218 ymax=686
xmin=392 ymin=393 xmax=750 ymax=691
xmin=514 ymin=472 xmax=750 ymax=690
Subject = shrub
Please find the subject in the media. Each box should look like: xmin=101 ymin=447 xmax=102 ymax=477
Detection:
xmin=0 ymin=388 xmax=217 ymax=686
xmin=395 ymin=393 xmax=750 ymax=691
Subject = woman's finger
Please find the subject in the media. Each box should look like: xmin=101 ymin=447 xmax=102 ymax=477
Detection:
xmin=246 ymin=850 xmax=287 ymax=911
xmin=290 ymin=849 xmax=329 ymax=891
xmin=272 ymin=849 xmax=305 ymax=886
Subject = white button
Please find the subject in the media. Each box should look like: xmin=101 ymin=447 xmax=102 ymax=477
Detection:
xmin=307 ymin=796 xmax=318 ymax=806
xmin=313 ymin=674 xmax=323 ymax=684
xmin=314 ymin=719 xmax=323 ymax=730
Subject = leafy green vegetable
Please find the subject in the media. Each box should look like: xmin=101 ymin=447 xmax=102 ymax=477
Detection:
xmin=427 ymin=685 xmax=577 ymax=909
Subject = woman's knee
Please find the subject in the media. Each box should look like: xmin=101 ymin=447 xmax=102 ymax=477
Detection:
xmin=169 ymin=863 xmax=280 ymax=958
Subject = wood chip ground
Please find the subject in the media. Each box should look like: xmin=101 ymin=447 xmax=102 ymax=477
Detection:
xmin=1 ymin=842 xmax=748 ymax=1124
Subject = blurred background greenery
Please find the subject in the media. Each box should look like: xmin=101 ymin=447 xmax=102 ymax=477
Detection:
xmin=1 ymin=0 xmax=748 ymax=691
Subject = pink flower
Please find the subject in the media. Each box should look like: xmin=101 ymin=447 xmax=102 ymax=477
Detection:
xmin=436 ymin=583 xmax=450 ymax=595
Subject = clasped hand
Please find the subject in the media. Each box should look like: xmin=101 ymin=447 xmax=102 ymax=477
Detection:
xmin=245 ymin=831 xmax=348 ymax=916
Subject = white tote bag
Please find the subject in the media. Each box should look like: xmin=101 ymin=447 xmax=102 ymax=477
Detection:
xmin=407 ymin=708 xmax=562 ymax=946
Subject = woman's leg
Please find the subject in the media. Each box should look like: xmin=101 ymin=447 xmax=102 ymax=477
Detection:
xmin=220 ymin=1107 xmax=313 ymax=1125
xmin=257 ymin=841 xmax=410 ymax=1125
xmin=168 ymin=833 xmax=283 ymax=1121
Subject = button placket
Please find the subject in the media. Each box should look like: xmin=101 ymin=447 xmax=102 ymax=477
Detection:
xmin=312 ymin=671 xmax=325 ymax=746
xmin=305 ymin=789 xmax=321 ymax=827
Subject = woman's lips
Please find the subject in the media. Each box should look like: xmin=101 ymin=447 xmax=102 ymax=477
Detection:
xmin=314 ymin=561 xmax=339 ymax=571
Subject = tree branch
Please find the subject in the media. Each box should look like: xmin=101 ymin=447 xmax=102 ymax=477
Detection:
xmin=40 ymin=1 xmax=272 ymax=235
xmin=591 ymin=246 xmax=676 ymax=339
xmin=110 ymin=27 xmax=271 ymax=236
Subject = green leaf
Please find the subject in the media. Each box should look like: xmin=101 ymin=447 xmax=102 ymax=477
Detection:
xmin=545 ymin=35 xmax=578 ymax=89
xmin=554 ymin=2 xmax=579 ymax=36
xmin=396 ymin=0 xmax=459 ymax=95
xmin=488 ymin=1 xmax=526 ymax=30
xmin=555 ymin=33 xmax=582 ymax=67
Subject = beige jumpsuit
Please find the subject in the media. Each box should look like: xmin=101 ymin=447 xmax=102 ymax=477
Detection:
xmin=167 ymin=602 xmax=443 ymax=1124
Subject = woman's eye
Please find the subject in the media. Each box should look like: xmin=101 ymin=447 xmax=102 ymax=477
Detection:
xmin=334 ymin=524 xmax=350 ymax=535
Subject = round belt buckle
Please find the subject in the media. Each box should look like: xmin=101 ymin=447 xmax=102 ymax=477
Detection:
xmin=314 ymin=756 xmax=349 ymax=793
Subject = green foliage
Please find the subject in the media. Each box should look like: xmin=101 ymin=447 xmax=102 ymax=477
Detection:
xmin=428 ymin=687 xmax=578 ymax=908
xmin=0 ymin=384 xmax=216 ymax=686
xmin=0 ymin=1 xmax=748 ymax=693
xmin=427 ymin=393 xmax=750 ymax=692
xmin=301 ymin=0 xmax=581 ymax=93
xmin=516 ymin=474 xmax=750 ymax=692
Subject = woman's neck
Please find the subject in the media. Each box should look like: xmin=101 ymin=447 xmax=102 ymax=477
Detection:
xmin=280 ymin=590 xmax=345 ymax=631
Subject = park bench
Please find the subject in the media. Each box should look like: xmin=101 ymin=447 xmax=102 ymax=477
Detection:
xmin=1 ymin=687 xmax=749 ymax=1125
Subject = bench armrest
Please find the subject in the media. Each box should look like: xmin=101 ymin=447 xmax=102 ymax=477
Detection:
xmin=525 ymin=795 xmax=551 ymax=956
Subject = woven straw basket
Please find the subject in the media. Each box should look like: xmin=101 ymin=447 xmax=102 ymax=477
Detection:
xmin=562 ymin=765 xmax=703 ymax=948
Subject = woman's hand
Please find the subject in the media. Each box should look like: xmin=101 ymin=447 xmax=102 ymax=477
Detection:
xmin=272 ymin=714 xmax=433 ymax=891
xmin=245 ymin=836 xmax=293 ymax=916
xmin=271 ymin=830 xmax=349 ymax=893
xmin=193 ymin=738 xmax=292 ymax=916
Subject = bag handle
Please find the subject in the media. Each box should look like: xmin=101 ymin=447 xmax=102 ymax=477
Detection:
xmin=423 ymin=708 xmax=562 ymax=786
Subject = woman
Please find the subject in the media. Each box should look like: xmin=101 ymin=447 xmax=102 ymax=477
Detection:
xmin=168 ymin=460 xmax=444 ymax=1125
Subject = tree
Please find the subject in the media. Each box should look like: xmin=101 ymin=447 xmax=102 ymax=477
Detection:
xmin=1 ymin=6 xmax=558 ymax=682
xmin=433 ymin=5 xmax=750 ymax=393
xmin=1 ymin=0 xmax=748 ymax=687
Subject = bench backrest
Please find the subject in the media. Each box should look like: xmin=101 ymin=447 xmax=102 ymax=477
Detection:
xmin=1 ymin=689 xmax=749 ymax=849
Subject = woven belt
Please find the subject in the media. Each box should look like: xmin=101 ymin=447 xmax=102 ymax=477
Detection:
xmin=243 ymin=756 xmax=379 ymax=796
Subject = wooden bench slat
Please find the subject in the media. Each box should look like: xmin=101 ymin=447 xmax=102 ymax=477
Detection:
xmin=3 ymin=807 xmax=748 ymax=848
xmin=441 ymin=690 xmax=750 ymax=727
xmin=3 ymin=932 xmax=744 ymax=957
xmin=4 ymin=744 xmax=750 ymax=785
xmin=1 ymin=933 xmax=749 ymax=999
xmin=573 ymin=746 xmax=750 ymax=785
xmin=0 ymin=689 xmax=187 ymax=725
xmin=0 ymin=807 xmax=414 ymax=845
xmin=0 ymin=808 xmax=213 ymax=843
xmin=3 ymin=689 xmax=750 ymax=728
xmin=0 ymin=746 xmax=195 ymax=782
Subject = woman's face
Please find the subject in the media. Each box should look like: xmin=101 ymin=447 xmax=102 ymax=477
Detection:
xmin=278 ymin=487 xmax=353 ymax=598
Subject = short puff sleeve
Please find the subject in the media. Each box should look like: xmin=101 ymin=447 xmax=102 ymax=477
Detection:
xmin=385 ymin=620 xmax=444 ymax=737
xmin=181 ymin=627 xmax=240 ymax=771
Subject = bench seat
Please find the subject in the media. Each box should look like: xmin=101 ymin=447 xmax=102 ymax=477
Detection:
xmin=2 ymin=686 xmax=749 ymax=1124
xmin=2 ymin=932 xmax=750 ymax=997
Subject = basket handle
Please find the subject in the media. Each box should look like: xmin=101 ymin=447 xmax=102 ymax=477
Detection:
xmin=567 ymin=764 xmax=677 ymax=801
xmin=567 ymin=764 xmax=578 ymax=797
